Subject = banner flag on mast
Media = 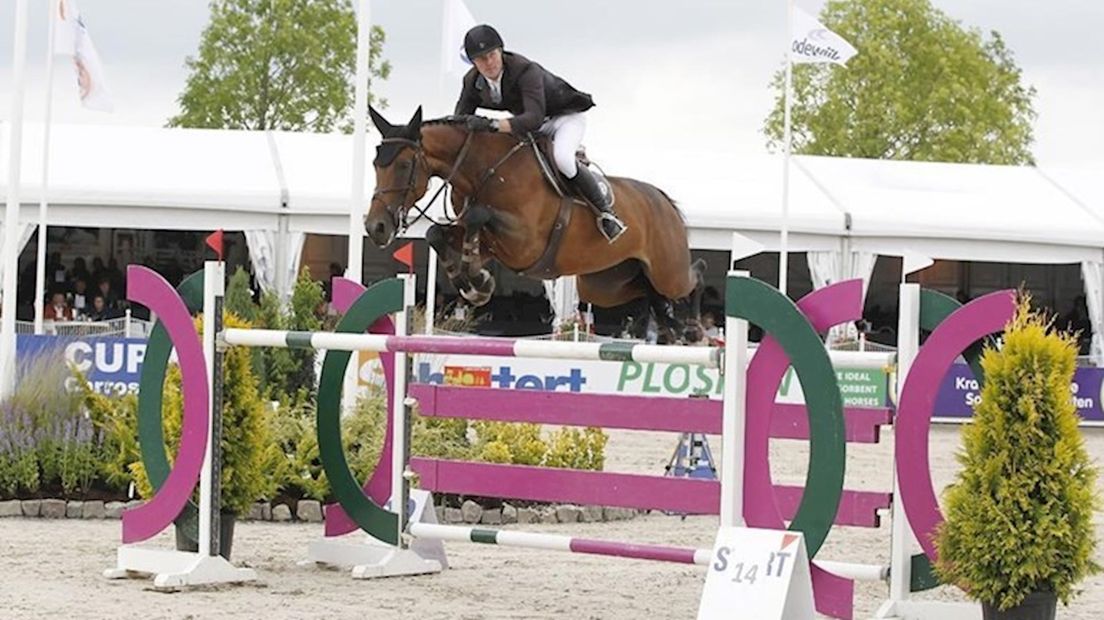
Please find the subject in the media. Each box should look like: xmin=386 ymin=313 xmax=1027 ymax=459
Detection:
xmin=55 ymin=0 xmax=114 ymax=112
xmin=441 ymin=0 xmax=478 ymax=79
xmin=791 ymin=7 xmax=858 ymax=66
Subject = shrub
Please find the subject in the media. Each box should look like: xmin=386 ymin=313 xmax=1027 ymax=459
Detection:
xmin=131 ymin=313 xmax=277 ymax=516
xmin=934 ymin=298 xmax=1100 ymax=610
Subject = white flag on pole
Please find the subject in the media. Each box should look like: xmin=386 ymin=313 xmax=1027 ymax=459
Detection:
xmin=791 ymin=7 xmax=857 ymax=66
xmin=54 ymin=0 xmax=114 ymax=112
xmin=441 ymin=0 xmax=478 ymax=79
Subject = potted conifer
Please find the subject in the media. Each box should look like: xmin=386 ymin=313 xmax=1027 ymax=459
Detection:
xmin=133 ymin=312 xmax=274 ymax=559
xmin=934 ymin=299 xmax=1100 ymax=619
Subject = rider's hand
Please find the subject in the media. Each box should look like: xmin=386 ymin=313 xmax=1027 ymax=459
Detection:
xmin=496 ymin=119 xmax=512 ymax=134
xmin=464 ymin=115 xmax=495 ymax=132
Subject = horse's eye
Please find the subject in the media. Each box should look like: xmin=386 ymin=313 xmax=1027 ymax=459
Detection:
xmin=396 ymin=160 xmax=411 ymax=171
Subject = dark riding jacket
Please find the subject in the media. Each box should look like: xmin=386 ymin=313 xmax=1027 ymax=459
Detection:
xmin=454 ymin=52 xmax=595 ymax=136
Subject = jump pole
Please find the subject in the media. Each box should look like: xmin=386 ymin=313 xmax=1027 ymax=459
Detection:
xmin=222 ymin=273 xmax=889 ymax=583
xmin=223 ymin=273 xmax=746 ymax=577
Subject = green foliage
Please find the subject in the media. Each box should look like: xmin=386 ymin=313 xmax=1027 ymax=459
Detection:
xmin=286 ymin=268 xmax=325 ymax=400
xmin=764 ymin=0 xmax=1036 ymax=164
xmin=224 ymin=266 xmax=259 ymax=324
xmin=267 ymin=397 xmax=327 ymax=500
xmin=411 ymin=415 xmax=473 ymax=461
xmin=257 ymin=290 xmax=296 ymax=399
xmin=471 ymin=421 xmax=608 ymax=471
xmin=0 ymin=354 xmax=115 ymax=499
xmin=168 ymin=0 xmax=391 ymax=132
xmin=544 ymin=427 xmax=608 ymax=471
xmin=132 ymin=313 xmax=277 ymax=516
xmin=934 ymin=298 xmax=1100 ymax=610
xmin=218 ymin=314 xmax=279 ymax=514
xmin=229 ymin=267 xmax=327 ymax=402
xmin=80 ymin=385 xmax=139 ymax=492
xmin=473 ymin=422 xmax=546 ymax=465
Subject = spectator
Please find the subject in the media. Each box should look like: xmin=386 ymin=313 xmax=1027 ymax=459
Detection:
xmin=49 ymin=252 xmax=68 ymax=288
xmin=86 ymin=296 xmax=111 ymax=321
xmin=701 ymin=311 xmax=720 ymax=341
xmin=91 ymin=257 xmax=106 ymax=287
xmin=97 ymin=278 xmax=119 ymax=309
xmin=71 ymin=278 xmax=90 ymax=316
xmin=44 ymin=292 xmax=75 ymax=321
xmin=71 ymin=257 xmax=90 ymax=284
xmin=106 ymin=257 xmax=124 ymax=293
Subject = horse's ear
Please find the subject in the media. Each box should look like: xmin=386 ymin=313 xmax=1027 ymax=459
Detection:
xmin=369 ymin=105 xmax=396 ymax=136
xmin=403 ymin=106 xmax=423 ymax=140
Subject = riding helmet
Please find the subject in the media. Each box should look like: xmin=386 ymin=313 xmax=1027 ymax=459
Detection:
xmin=464 ymin=24 xmax=504 ymax=60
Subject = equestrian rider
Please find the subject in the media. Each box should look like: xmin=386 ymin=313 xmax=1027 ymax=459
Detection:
xmin=455 ymin=24 xmax=627 ymax=243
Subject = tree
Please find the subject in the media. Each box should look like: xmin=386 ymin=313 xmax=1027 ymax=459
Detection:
xmin=169 ymin=0 xmax=391 ymax=132
xmin=764 ymin=0 xmax=1036 ymax=164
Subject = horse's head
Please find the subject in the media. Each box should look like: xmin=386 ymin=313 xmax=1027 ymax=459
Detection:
xmin=365 ymin=106 xmax=430 ymax=247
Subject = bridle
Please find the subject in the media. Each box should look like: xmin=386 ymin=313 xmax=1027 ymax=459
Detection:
xmin=371 ymin=131 xmax=476 ymax=234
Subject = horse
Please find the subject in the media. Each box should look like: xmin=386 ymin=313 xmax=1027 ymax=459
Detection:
xmin=364 ymin=106 xmax=705 ymax=342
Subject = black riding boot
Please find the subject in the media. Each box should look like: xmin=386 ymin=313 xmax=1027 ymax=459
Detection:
xmin=570 ymin=165 xmax=626 ymax=243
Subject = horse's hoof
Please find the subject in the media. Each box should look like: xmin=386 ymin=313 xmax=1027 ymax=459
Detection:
xmin=475 ymin=270 xmax=496 ymax=295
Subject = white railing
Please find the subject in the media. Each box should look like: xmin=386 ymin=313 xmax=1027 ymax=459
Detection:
xmin=15 ymin=310 xmax=154 ymax=338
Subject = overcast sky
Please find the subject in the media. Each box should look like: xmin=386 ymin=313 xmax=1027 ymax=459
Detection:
xmin=1 ymin=0 xmax=1101 ymax=166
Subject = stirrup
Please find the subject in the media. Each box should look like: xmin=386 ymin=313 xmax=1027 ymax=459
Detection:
xmin=597 ymin=213 xmax=627 ymax=243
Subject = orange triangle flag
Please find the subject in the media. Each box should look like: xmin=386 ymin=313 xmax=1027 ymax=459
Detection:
xmin=392 ymin=242 xmax=414 ymax=273
xmin=205 ymin=229 xmax=225 ymax=260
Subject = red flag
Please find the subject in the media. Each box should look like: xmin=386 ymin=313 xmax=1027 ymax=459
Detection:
xmin=392 ymin=242 xmax=414 ymax=274
xmin=205 ymin=229 xmax=225 ymax=260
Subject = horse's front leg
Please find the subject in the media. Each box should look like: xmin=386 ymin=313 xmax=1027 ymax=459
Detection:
xmin=456 ymin=204 xmax=496 ymax=306
xmin=426 ymin=223 xmax=469 ymax=292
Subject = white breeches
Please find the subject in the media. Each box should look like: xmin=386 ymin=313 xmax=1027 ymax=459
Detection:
xmin=539 ymin=113 xmax=586 ymax=178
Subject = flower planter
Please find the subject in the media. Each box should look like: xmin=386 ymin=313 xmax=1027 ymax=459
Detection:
xmin=174 ymin=511 xmax=237 ymax=560
xmin=981 ymin=589 xmax=1057 ymax=619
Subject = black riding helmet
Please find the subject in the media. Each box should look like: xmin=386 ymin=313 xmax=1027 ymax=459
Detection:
xmin=464 ymin=24 xmax=504 ymax=61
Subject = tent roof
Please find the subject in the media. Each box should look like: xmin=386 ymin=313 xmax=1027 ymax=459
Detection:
xmin=796 ymin=155 xmax=1104 ymax=263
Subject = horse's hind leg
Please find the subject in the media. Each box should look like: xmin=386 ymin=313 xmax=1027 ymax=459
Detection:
xmin=643 ymin=258 xmax=706 ymax=343
xmin=676 ymin=259 xmax=707 ymax=343
xmin=638 ymin=277 xmax=681 ymax=344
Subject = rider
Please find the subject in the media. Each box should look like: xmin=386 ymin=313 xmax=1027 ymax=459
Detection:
xmin=455 ymin=24 xmax=627 ymax=243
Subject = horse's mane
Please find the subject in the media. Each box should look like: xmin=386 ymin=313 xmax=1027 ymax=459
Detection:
xmin=421 ymin=116 xmax=471 ymax=128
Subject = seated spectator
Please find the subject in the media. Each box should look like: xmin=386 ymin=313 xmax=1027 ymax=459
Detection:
xmin=701 ymin=311 xmax=721 ymax=341
xmin=44 ymin=292 xmax=75 ymax=321
xmin=70 ymin=278 xmax=90 ymax=316
xmin=86 ymin=295 xmax=115 ymax=322
xmin=97 ymin=278 xmax=119 ymax=309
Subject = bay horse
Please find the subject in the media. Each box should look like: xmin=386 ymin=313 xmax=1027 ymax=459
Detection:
xmin=364 ymin=106 xmax=704 ymax=342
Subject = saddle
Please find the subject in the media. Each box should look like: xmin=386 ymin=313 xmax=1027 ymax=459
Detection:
xmin=515 ymin=136 xmax=617 ymax=280
xmin=529 ymin=135 xmax=615 ymax=209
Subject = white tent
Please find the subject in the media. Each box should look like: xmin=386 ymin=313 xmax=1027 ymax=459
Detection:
xmin=3 ymin=122 xmax=1104 ymax=348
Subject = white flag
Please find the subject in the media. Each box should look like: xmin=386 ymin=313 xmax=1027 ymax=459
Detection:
xmin=791 ymin=7 xmax=857 ymax=66
xmin=54 ymin=0 xmax=114 ymax=112
xmin=441 ymin=0 xmax=478 ymax=79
